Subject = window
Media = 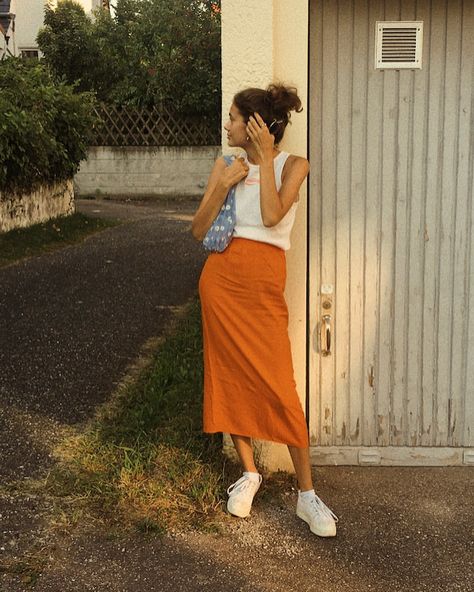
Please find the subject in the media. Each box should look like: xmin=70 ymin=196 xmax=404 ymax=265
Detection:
xmin=19 ymin=48 xmax=39 ymax=59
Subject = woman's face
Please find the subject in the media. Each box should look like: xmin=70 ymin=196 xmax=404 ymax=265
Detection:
xmin=224 ymin=103 xmax=249 ymax=148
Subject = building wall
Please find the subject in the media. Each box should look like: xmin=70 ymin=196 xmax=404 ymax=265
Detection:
xmin=14 ymin=0 xmax=44 ymax=55
xmin=222 ymin=0 xmax=309 ymax=471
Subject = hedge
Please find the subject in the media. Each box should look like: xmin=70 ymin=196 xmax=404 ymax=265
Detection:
xmin=0 ymin=57 xmax=98 ymax=197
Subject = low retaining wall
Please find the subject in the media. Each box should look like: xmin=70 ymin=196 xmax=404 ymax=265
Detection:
xmin=0 ymin=179 xmax=75 ymax=234
xmin=73 ymin=145 xmax=221 ymax=200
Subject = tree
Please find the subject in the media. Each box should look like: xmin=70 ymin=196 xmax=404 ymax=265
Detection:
xmin=37 ymin=0 xmax=221 ymax=117
xmin=36 ymin=1 xmax=99 ymax=94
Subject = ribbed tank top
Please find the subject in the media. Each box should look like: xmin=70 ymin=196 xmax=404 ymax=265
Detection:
xmin=232 ymin=150 xmax=298 ymax=251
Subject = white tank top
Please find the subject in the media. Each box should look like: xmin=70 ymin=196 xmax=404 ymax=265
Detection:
xmin=232 ymin=150 xmax=298 ymax=251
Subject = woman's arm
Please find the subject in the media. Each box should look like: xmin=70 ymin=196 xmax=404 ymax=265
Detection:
xmin=191 ymin=157 xmax=249 ymax=241
xmin=191 ymin=157 xmax=230 ymax=241
xmin=245 ymin=113 xmax=309 ymax=227
xmin=259 ymin=156 xmax=310 ymax=227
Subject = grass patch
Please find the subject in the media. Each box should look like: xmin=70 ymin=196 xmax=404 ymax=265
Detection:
xmin=0 ymin=211 xmax=122 ymax=268
xmin=43 ymin=297 xmax=236 ymax=536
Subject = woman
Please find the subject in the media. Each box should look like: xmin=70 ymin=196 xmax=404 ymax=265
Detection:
xmin=191 ymin=83 xmax=338 ymax=537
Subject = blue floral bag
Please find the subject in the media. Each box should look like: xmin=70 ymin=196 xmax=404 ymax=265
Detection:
xmin=202 ymin=155 xmax=237 ymax=253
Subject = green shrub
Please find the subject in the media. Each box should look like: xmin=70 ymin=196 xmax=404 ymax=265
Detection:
xmin=0 ymin=57 xmax=98 ymax=196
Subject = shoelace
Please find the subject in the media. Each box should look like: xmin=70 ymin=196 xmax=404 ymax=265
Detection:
xmin=227 ymin=475 xmax=259 ymax=496
xmin=309 ymin=494 xmax=339 ymax=522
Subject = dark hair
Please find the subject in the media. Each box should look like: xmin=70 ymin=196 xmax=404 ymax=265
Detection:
xmin=232 ymin=82 xmax=303 ymax=145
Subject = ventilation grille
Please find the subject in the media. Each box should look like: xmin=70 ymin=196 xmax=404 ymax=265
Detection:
xmin=375 ymin=21 xmax=423 ymax=69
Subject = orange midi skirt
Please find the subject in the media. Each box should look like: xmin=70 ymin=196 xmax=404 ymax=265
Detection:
xmin=198 ymin=237 xmax=309 ymax=448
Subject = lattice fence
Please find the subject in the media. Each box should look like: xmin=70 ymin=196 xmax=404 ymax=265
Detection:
xmin=90 ymin=103 xmax=221 ymax=146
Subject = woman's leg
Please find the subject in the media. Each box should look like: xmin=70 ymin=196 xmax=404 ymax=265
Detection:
xmin=231 ymin=434 xmax=258 ymax=472
xmin=227 ymin=435 xmax=261 ymax=518
xmin=287 ymin=445 xmax=314 ymax=491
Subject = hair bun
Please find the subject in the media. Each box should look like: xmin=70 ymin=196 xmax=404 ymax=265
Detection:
xmin=266 ymin=83 xmax=303 ymax=116
xmin=232 ymin=83 xmax=303 ymax=145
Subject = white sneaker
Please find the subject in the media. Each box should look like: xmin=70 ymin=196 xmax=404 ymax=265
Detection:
xmin=226 ymin=473 xmax=262 ymax=518
xmin=296 ymin=492 xmax=339 ymax=537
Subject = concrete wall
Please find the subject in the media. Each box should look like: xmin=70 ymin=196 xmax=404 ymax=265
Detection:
xmin=0 ymin=179 xmax=74 ymax=233
xmin=221 ymin=0 xmax=309 ymax=472
xmin=73 ymin=146 xmax=221 ymax=200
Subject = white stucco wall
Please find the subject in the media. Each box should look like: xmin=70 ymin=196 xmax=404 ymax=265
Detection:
xmin=222 ymin=0 xmax=309 ymax=472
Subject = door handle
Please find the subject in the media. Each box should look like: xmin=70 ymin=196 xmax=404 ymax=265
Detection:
xmin=321 ymin=314 xmax=332 ymax=356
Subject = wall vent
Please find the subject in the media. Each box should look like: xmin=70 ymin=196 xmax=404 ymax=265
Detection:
xmin=375 ymin=21 xmax=423 ymax=69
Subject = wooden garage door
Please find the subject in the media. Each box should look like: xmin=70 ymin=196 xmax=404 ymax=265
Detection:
xmin=308 ymin=0 xmax=474 ymax=465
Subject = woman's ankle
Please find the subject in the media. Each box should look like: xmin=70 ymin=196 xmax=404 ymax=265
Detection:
xmin=243 ymin=466 xmax=259 ymax=474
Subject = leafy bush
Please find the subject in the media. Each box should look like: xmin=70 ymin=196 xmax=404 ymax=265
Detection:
xmin=0 ymin=57 xmax=98 ymax=196
xmin=37 ymin=0 xmax=221 ymax=117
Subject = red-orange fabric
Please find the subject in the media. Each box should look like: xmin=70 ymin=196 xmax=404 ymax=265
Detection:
xmin=198 ymin=237 xmax=309 ymax=448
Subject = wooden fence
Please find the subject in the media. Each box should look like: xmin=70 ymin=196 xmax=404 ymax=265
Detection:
xmin=90 ymin=103 xmax=221 ymax=147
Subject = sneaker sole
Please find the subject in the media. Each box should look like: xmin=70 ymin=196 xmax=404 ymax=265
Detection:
xmin=227 ymin=509 xmax=251 ymax=518
xmin=296 ymin=508 xmax=337 ymax=537
xmin=227 ymin=503 xmax=251 ymax=518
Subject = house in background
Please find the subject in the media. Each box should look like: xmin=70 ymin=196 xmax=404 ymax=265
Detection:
xmin=0 ymin=0 xmax=107 ymax=60
xmin=0 ymin=0 xmax=15 ymax=59
xmin=222 ymin=0 xmax=474 ymax=470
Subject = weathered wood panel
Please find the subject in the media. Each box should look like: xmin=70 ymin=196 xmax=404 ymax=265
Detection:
xmin=309 ymin=0 xmax=474 ymax=459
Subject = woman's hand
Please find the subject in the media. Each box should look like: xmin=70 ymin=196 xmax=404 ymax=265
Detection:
xmin=222 ymin=156 xmax=249 ymax=188
xmin=246 ymin=112 xmax=275 ymax=165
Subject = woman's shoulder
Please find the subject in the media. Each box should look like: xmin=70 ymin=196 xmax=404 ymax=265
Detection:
xmin=281 ymin=153 xmax=310 ymax=182
xmin=283 ymin=152 xmax=309 ymax=165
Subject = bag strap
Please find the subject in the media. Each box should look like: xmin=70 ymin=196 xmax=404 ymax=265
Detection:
xmin=223 ymin=155 xmax=235 ymax=166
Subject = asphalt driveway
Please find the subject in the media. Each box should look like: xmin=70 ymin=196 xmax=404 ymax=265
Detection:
xmin=0 ymin=198 xmax=206 ymax=481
